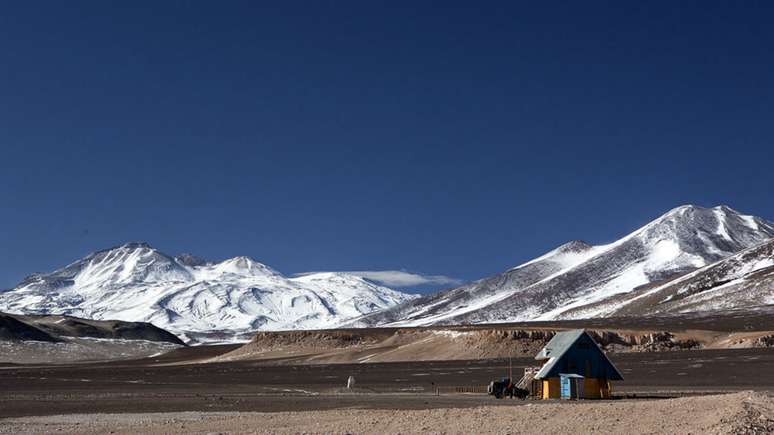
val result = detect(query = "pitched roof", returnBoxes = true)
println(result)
[535,329,585,361]
[534,329,623,380]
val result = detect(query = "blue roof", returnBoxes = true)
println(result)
[535,330,623,381]
[535,329,585,360]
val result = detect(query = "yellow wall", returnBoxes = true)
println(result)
[541,378,561,399]
[540,378,613,399]
[583,378,612,399]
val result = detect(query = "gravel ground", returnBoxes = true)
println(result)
[0,338,181,364]
[2,392,772,434]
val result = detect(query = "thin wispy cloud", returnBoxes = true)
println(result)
[298,270,462,288]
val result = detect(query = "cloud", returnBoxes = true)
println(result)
[338,270,462,287]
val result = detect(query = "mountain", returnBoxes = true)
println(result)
[0,311,185,364]
[0,243,416,342]
[0,313,59,342]
[0,312,184,344]
[605,237,774,316]
[350,205,774,327]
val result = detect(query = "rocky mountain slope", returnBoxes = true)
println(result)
[350,205,774,327]
[0,312,184,344]
[214,306,774,365]
[0,314,59,342]
[0,243,416,342]
[0,312,185,364]
[605,237,774,316]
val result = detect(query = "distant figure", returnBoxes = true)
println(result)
[347,375,356,389]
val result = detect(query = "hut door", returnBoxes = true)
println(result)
[585,360,591,377]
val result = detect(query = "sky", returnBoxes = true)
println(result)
[1,1,774,292]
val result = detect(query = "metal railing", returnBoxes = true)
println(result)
[516,366,541,389]
[434,385,489,395]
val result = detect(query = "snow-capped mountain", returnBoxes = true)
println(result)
[605,237,774,316]
[350,205,774,327]
[0,243,416,342]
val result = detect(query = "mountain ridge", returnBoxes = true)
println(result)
[0,243,417,343]
[2,204,772,341]
[348,204,774,327]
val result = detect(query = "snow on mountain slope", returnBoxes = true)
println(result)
[0,243,416,343]
[349,205,774,327]
[603,238,774,316]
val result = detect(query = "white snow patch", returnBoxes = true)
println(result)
[714,209,734,242]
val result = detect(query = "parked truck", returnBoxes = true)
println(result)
[487,377,529,399]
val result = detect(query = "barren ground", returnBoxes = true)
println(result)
[4,313,774,434]
[210,310,774,365]
[2,392,773,434]
[2,348,774,419]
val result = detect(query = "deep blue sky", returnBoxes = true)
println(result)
[2,1,774,292]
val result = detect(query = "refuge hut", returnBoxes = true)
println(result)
[532,329,623,399]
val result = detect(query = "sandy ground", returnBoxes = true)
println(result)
[2,392,772,434]
[4,349,774,419]
[0,338,182,364]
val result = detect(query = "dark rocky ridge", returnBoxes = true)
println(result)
[0,312,185,345]
[0,314,60,342]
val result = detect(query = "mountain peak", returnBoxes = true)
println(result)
[227,255,256,262]
[554,240,593,254]
[175,253,209,267]
[222,256,263,268]
[662,204,711,217]
[629,204,774,259]
[713,204,743,215]
[662,204,744,219]
[208,256,282,278]
[118,241,153,250]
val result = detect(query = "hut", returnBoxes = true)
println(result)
[532,329,623,399]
